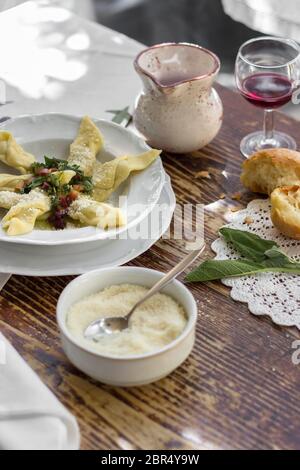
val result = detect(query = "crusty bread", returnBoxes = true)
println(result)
[271,185,300,239]
[241,149,300,195]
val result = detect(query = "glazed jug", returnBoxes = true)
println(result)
[134,43,223,154]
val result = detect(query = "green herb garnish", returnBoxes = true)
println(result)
[22,176,45,193]
[186,228,300,283]
[22,156,93,196]
[21,156,93,230]
[31,157,80,173]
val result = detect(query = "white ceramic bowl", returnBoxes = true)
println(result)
[57,267,198,386]
[0,114,165,246]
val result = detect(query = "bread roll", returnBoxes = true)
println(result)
[271,185,300,239]
[241,149,300,195]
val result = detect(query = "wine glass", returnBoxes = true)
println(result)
[235,36,300,158]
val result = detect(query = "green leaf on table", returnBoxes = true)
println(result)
[263,247,297,269]
[186,228,300,283]
[186,257,300,283]
[219,227,278,262]
[186,259,265,282]
[106,106,132,127]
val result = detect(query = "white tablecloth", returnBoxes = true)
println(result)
[0,1,143,120]
[222,0,300,41]
[0,0,95,20]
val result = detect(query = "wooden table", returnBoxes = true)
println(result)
[1,84,300,450]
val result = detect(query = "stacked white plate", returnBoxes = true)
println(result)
[0,114,175,276]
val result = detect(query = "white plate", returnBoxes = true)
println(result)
[0,113,165,246]
[0,177,175,276]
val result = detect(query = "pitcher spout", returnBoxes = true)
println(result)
[134,42,220,93]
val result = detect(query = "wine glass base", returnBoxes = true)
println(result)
[240,131,297,158]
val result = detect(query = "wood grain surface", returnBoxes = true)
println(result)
[1,84,300,450]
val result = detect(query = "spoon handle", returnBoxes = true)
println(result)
[127,242,206,320]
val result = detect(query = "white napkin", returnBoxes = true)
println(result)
[0,274,11,291]
[0,333,80,450]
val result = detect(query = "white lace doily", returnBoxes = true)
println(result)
[212,199,300,329]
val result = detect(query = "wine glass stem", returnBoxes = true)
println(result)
[263,109,274,142]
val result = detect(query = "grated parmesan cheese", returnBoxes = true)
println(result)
[67,284,187,357]
[12,189,50,206]
[68,145,95,176]
[0,191,23,209]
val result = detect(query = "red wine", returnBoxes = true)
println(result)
[241,73,293,109]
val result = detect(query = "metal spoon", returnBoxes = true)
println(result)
[84,242,205,341]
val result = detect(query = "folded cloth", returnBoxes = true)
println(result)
[0,274,10,291]
[222,0,300,41]
[0,333,80,450]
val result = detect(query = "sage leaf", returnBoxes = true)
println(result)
[186,228,300,283]
[185,259,265,282]
[186,258,300,283]
[264,246,291,262]
[219,227,278,262]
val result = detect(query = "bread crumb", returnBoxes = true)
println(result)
[232,192,242,201]
[231,207,240,212]
[244,216,254,225]
[196,171,211,179]
[219,193,226,199]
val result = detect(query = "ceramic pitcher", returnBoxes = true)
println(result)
[134,43,223,154]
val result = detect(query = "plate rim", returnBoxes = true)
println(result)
[0,113,165,246]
